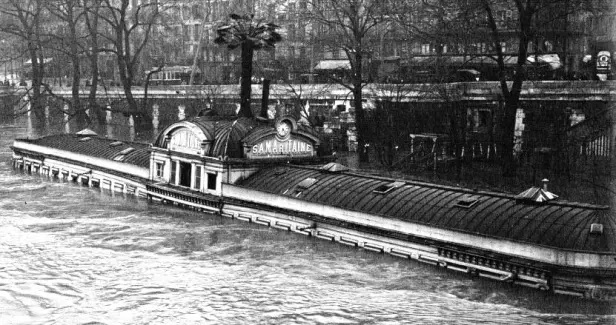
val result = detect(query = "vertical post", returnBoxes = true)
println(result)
[178,105,186,120]
[63,104,70,134]
[610,105,616,171]
[260,79,271,119]
[152,104,160,132]
[106,106,112,123]
[106,107,113,139]
[190,163,195,189]
[45,105,50,127]
[129,115,135,141]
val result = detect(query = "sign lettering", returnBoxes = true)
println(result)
[169,129,201,153]
[249,138,314,158]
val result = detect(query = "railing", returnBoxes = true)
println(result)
[146,182,222,210]
[565,112,613,168]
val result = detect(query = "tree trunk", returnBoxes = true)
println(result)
[260,78,271,119]
[29,47,45,130]
[353,51,368,162]
[86,3,103,124]
[69,20,88,129]
[238,41,254,118]
[484,1,534,177]
[116,29,152,130]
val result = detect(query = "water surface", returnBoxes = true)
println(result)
[1,119,615,324]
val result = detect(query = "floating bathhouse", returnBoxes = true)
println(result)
[11,115,616,300]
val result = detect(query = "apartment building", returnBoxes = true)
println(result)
[154,0,612,84]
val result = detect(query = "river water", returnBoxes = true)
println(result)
[1,118,616,325]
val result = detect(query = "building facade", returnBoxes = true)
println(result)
[152,0,615,84]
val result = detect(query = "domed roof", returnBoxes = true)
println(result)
[153,116,258,158]
[154,116,321,159]
[210,117,257,158]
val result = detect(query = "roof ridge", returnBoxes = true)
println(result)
[286,164,609,210]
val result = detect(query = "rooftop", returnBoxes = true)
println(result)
[17,134,151,168]
[237,165,615,253]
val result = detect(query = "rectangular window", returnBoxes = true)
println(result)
[194,166,202,190]
[193,24,200,42]
[421,44,430,54]
[207,172,217,190]
[170,161,177,184]
[156,162,164,178]
[183,24,189,42]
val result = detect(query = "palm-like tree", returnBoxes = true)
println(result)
[215,14,282,118]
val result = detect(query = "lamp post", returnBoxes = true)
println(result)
[1,39,6,82]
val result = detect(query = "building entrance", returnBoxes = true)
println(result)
[179,161,192,187]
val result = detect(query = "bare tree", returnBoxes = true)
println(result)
[44,0,91,127]
[82,0,104,123]
[97,0,164,129]
[304,0,389,162]
[478,0,602,176]
[0,0,48,127]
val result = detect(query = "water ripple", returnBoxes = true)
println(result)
[1,123,615,324]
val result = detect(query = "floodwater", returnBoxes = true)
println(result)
[1,118,616,325]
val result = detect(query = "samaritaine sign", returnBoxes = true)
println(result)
[245,118,316,159]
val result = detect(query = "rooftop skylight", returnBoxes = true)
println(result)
[373,181,405,194]
[454,195,480,208]
[297,177,318,189]
[119,147,135,155]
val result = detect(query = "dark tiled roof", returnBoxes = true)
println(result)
[237,165,615,253]
[210,117,257,158]
[19,134,150,168]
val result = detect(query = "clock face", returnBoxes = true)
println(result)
[276,120,291,139]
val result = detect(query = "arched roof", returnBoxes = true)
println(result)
[210,117,258,158]
[20,134,150,168]
[237,165,615,253]
[153,116,321,159]
[153,116,260,158]
[153,118,215,148]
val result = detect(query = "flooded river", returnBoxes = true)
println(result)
[1,119,615,324]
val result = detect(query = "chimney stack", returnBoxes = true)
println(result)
[542,178,549,191]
